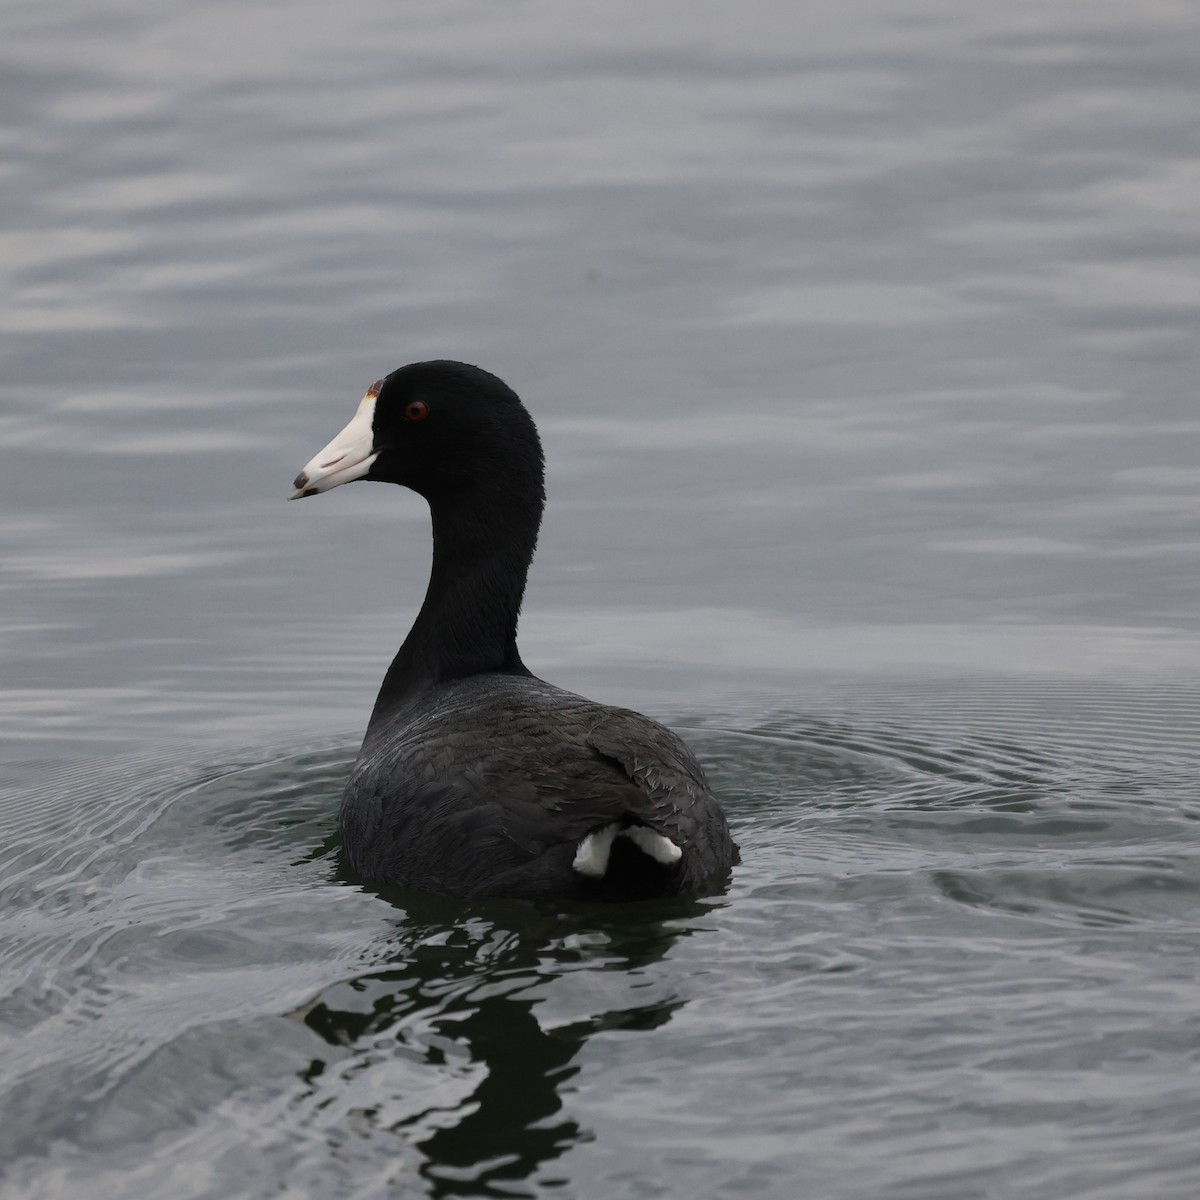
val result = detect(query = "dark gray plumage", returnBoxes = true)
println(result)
[291,361,737,901]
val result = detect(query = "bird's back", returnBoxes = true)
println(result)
[338,674,736,899]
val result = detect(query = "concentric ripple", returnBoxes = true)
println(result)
[3,678,1199,1198]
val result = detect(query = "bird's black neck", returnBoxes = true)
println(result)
[368,484,542,726]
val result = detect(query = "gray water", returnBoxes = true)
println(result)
[3,1,1200,1196]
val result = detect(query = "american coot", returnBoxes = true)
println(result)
[291,361,737,901]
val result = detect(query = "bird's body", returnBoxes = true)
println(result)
[342,674,732,900]
[291,360,736,901]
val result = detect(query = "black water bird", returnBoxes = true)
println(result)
[291,361,736,901]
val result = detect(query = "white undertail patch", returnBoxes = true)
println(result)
[626,825,683,865]
[572,824,619,877]
[572,823,682,877]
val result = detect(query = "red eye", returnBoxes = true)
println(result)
[404,400,429,422]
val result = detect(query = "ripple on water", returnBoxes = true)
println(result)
[0,742,380,1159]
[702,678,1200,955]
[2,678,1200,1197]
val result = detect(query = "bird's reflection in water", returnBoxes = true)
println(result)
[296,887,708,1195]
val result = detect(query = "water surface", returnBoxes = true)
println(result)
[3,0,1199,1195]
